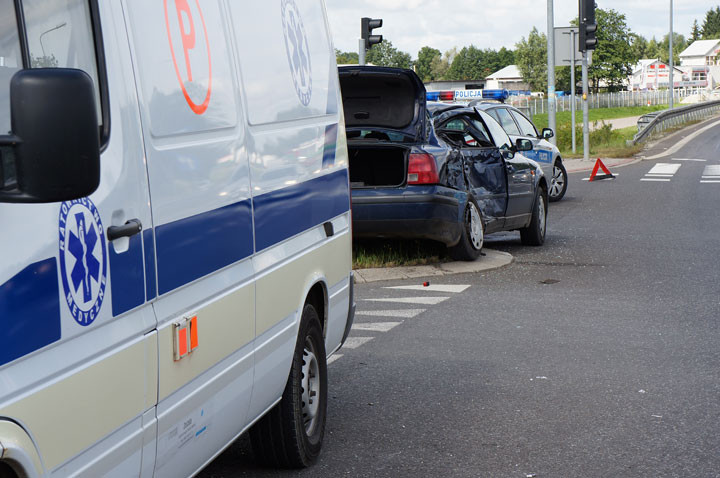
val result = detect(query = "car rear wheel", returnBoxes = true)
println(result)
[548,161,567,202]
[448,198,484,261]
[250,304,327,468]
[520,188,547,246]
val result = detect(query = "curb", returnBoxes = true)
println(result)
[353,248,514,284]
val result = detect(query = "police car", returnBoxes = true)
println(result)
[0,1,352,476]
[471,101,568,202]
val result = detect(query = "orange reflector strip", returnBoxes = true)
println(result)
[178,326,188,357]
[189,316,198,351]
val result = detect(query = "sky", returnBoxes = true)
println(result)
[324,0,712,58]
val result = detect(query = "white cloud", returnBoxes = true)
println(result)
[324,0,709,58]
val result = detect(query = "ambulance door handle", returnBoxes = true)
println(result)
[107,219,142,241]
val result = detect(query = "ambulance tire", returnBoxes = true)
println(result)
[0,462,17,478]
[250,304,327,468]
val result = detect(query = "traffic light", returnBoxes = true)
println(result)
[579,0,597,51]
[361,17,383,50]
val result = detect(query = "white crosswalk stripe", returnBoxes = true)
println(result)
[352,322,402,332]
[342,337,373,349]
[385,284,471,293]
[355,309,426,318]
[642,163,680,182]
[364,296,449,305]
[672,158,706,162]
[329,283,473,365]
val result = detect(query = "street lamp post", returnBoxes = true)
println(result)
[669,0,674,109]
[547,0,556,145]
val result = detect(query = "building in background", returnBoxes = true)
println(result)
[484,65,530,91]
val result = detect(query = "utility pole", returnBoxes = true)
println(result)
[547,0,557,145]
[669,0,674,109]
[570,29,577,153]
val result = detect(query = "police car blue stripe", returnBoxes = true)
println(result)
[253,168,350,252]
[0,258,62,367]
[155,200,254,295]
[109,235,145,316]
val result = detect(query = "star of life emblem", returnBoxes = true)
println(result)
[281,0,312,106]
[58,198,108,326]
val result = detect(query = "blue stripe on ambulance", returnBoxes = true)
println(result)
[0,258,62,367]
[143,229,156,301]
[109,234,145,316]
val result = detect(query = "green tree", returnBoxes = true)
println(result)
[629,33,649,62]
[416,46,441,82]
[658,33,687,64]
[335,49,358,65]
[701,6,720,39]
[429,47,456,80]
[366,40,413,69]
[515,27,547,91]
[690,20,701,42]
[587,8,635,92]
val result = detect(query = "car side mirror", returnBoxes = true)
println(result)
[0,68,100,203]
[515,138,533,152]
[541,127,554,140]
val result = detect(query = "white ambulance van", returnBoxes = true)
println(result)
[0,0,354,476]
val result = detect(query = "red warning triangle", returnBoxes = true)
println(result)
[588,158,615,181]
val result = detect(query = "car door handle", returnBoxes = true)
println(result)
[107,219,142,241]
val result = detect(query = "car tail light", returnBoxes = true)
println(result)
[407,153,439,185]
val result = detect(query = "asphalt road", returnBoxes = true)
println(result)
[199,121,720,477]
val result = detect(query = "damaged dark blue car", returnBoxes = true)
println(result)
[339,66,549,260]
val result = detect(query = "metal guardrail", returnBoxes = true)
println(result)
[632,100,720,144]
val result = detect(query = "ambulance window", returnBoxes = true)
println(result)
[0,0,22,135]
[22,0,102,126]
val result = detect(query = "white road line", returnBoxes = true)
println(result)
[352,321,402,332]
[648,163,681,175]
[672,158,706,161]
[700,180,720,183]
[641,178,671,182]
[385,284,471,293]
[327,354,343,365]
[702,176,720,179]
[356,309,426,318]
[703,165,720,176]
[364,296,449,305]
[342,337,373,349]
[645,174,674,177]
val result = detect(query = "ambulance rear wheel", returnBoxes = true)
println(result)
[250,304,327,468]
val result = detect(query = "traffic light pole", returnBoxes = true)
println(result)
[581,51,590,162]
[546,0,557,146]
[359,38,366,66]
[570,29,577,154]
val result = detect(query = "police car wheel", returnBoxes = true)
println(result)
[520,187,547,246]
[250,303,327,468]
[448,198,484,261]
[548,161,567,202]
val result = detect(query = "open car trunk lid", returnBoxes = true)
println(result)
[338,66,427,142]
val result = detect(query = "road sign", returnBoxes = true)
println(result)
[554,27,592,66]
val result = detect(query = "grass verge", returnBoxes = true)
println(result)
[353,239,448,269]
[532,104,669,130]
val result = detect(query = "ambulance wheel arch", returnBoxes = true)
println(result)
[0,420,44,478]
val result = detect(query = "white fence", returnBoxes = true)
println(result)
[510,88,707,117]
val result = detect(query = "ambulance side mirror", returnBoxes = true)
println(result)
[0,68,100,203]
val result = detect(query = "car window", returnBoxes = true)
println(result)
[510,110,538,137]
[0,0,22,135]
[441,116,493,148]
[477,110,512,150]
[493,108,522,136]
[22,0,102,125]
